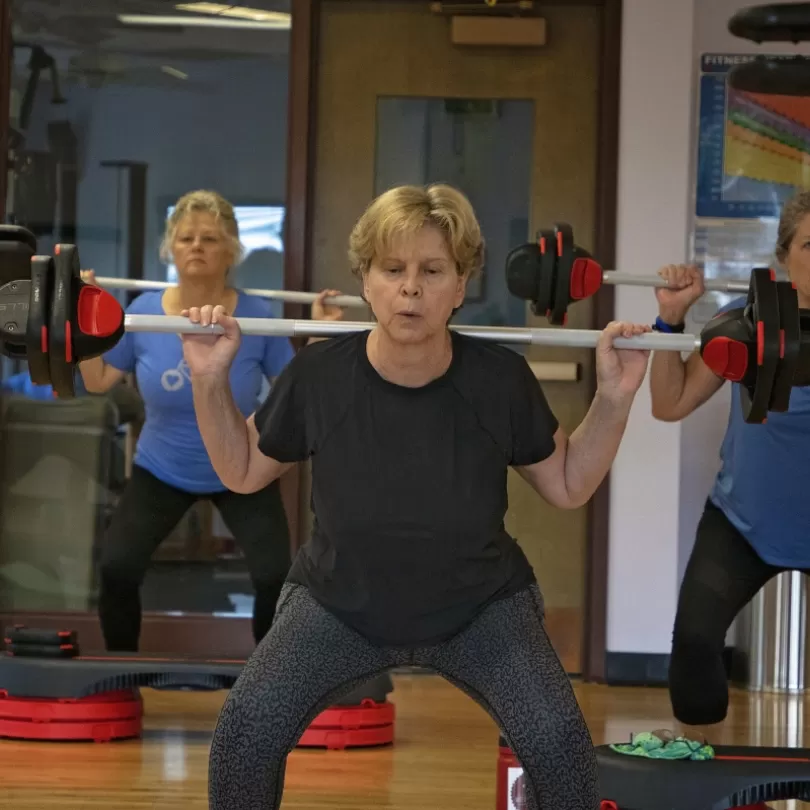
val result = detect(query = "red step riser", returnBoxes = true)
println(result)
[0,695,142,723]
[309,701,395,730]
[297,723,395,750]
[0,695,395,749]
[0,716,142,743]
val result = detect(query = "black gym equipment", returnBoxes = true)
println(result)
[3,626,80,659]
[728,3,810,43]
[726,4,810,95]
[0,224,125,396]
[727,54,810,95]
[596,743,810,809]
[0,647,392,703]
[496,738,810,810]
[7,44,76,241]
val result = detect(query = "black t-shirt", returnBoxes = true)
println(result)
[253,330,559,647]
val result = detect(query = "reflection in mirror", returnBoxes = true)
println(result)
[0,0,292,650]
[375,97,534,329]
[165,201,287,317]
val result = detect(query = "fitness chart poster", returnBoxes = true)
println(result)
[690,53,810,323]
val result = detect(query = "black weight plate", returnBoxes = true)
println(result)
[740,268,781,424]
[25,256,52,385]
[549,223,575,325]
[769,280,801,412]
[534,229,557,318]
[3,642,79,659]
[729,56,810,96]
[505,242,541,303]
[48,244,81,398]
[4,627,78,647]
[728,3,810,43]
[0,278,31,350]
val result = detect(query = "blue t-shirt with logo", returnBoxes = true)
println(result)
[708,296,810,567]
[103,290,294,493]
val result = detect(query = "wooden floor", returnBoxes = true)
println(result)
[2,674,809,808]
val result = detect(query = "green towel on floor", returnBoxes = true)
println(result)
[609,730,715,760]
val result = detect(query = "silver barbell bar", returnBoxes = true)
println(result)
[95,276,367,309]
[604,271,750,294]
[123,314,701,352]
[97,272,747,306]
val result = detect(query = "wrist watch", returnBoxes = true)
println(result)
[653,315,685,334]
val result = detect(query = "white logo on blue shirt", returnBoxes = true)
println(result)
[161,359,191,392]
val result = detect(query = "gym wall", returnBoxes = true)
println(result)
[606,0,810,682]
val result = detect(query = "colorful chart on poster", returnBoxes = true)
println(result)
[696,53,810,219]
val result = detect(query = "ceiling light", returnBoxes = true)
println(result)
[174,3,290,23]
[117,14,290,29]
[161,66,189,79]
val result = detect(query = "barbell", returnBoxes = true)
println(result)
[95,276,366,309]
[1,225,809,426]
[506,223,750,325]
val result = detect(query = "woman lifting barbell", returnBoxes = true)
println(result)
[650,189,810,735]
[181,182,654,810]
[78,189,345,652]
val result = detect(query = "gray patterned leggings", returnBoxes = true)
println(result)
[208,582,599,809]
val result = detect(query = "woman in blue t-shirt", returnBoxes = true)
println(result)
[649,189,810,737]
[79,189,344,651]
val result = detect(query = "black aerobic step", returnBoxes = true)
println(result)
[596,742,810,808]
[0,653,393,705]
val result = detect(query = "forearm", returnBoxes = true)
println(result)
[563,393,633,505]
[78,356,120,393]
[191,374,253,491]
[649,349,688,414]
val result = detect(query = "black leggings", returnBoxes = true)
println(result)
[669,498,810,725]
[208,582,599,810]
[98,465,291,651]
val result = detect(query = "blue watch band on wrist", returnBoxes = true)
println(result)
[654,316,686,334]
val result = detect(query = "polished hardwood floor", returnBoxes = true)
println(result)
[1,673,808,808]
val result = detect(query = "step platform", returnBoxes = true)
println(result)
[496,738,810,810]
[596,742,810,809]
[0,689,143,742]
[0,651,392,703]
[298,700,396,750]
[0,650,394,747]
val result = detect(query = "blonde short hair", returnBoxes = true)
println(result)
[776,189,810,263]
[160,189,244,268]
[348,184,485,281]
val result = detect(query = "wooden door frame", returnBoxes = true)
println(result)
[290,0,622,682]
[0,0,620,676]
